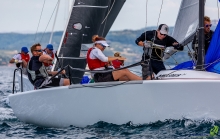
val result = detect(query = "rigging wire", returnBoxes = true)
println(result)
[100,0,115,36]
[153,0,164,45]
[144,0,149,62]
[34,0,46,42]
[39,0,59,43]
[101,0,115,25]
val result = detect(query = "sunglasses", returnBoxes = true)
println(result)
[160,32,167,36]
[34,49,42,52]
[205,24,212,28]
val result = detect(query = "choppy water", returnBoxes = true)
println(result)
[1,66,220,139]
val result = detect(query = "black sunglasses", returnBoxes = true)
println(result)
[160,32,167,36]
[205,24,212,28]
[34,49,42,52]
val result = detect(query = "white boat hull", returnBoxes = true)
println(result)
[8,70,220,127]
[16,73,34,92]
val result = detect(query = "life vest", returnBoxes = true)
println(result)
[43,49,55,67]
[27,57,49,88]
[86,47,107,70]
[16,53,30,68]
[112,60,123,69]
[20,53,30,63]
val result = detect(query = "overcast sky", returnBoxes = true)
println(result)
[0,0,219,33]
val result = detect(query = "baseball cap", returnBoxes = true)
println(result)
[95,40,110,47]
[21,47,29,53]
[46,44,54,50]
[158,24,169,35]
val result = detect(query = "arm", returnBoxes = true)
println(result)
[135,31,152,47]
[9,58,16,63]
[39,54,53,64]
[21,60,28,68]
[10,54,20,63]
[92,49,126,62]
[108,57,126,62]
[167,36,183,50]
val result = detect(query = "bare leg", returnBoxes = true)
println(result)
[63,79,70,86]
[112,69,142,81]
[118,75,129,81]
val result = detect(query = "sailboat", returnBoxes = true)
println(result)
[8,0,220,128]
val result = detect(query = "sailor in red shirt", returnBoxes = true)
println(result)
[43,44,56,70]
[87,35,142,82]
[9,46,30,74]
[111,52,124,69]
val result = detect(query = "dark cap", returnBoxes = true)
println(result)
[46,44,53,50]
[21,47,29,53]
[158,24,169,35]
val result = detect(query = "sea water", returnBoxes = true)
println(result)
[0,66,220,139]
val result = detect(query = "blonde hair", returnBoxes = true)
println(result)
[204,16,211,22]
[92,35,106,42]
[114,52,121,57]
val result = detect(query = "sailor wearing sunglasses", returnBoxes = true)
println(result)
[192,16,214,59]
[27,43,70,89]
[135,24,182,80]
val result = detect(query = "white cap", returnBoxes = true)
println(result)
[158,24,169,35]
[95,40,110,47]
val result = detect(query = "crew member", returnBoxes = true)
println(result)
[135,24,182,79]
[27,43,70,89]
[87,35,142,82]
[43,44,56,70]
[9,46,30,74]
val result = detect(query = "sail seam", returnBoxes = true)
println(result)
[73,5,108,8]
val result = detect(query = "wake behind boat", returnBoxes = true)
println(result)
[8,0,220,128]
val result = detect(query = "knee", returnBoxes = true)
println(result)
[63,79,70,86]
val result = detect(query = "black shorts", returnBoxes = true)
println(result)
[94,72,115,82]
[41,78,63,89]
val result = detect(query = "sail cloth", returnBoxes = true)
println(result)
[205,19,220,73]
[56,0,126,84]
[172,0,199,46]
[172,20,220,73]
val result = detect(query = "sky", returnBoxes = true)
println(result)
[0,0,219,33]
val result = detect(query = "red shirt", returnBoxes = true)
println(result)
[112,60,123,69]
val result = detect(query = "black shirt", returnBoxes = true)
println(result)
[135,30,178,60]
[192,30,214,54]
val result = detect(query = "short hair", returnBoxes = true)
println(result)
[30,43,41,53]
[204,16,211,22]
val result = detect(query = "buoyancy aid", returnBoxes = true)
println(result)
[43,49,54,67]
[86,47,107,70]
[20,53,30,63]
[112,60,123,69]
[27,57,49,88]
[16,53,30,68]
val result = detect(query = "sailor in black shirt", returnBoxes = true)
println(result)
[192,16,214,59]
[135,24,182,79]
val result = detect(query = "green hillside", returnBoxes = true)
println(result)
[0,26,193,66]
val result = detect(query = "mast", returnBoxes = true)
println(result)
[196,0,205,70]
